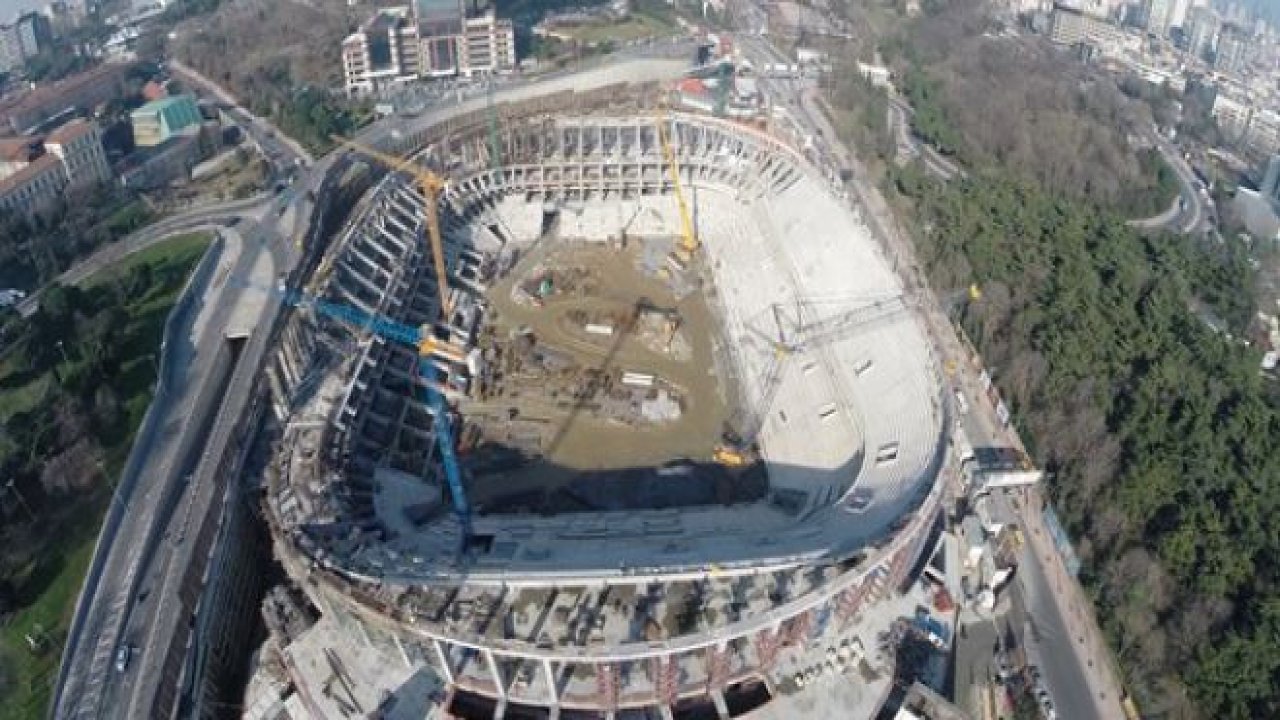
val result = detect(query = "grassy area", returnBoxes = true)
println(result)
[558,7,677,45]
[0,232,211,720]
[86,232,212,289]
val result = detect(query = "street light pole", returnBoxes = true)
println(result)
[5,478,36,523]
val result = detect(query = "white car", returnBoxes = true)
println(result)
[114,643,132,673]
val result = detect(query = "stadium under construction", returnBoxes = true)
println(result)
[244,72,957,720]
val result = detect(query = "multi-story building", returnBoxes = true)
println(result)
[0,63,130,135]
[460,9,515,78]
[1049,4,1130,53]
[1185,6,1220,61]
[1212,92,1252,140]
[1214,22,1250,75]
[341,7,422,96]
[342,2,517,95]
[1245,110,1280,156]
[0,118,109,217]
[130,95,203,147]
[44,118,111,189]
[416,0,465,76]
[0,12,53,74]
[1145,0,1172,36]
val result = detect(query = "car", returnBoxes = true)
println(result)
[953,388,969,414]
[114,643,132,673]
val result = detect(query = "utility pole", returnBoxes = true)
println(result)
[5,478,36,523]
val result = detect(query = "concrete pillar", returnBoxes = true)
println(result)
[432,639,455,684]
[485,649,507,700]
[543,658,559,706]
[713,689,730,719]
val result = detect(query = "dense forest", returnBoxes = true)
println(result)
[0,192,151,291]
[890,161,1277,717]
[880,1,1178,218]
[164,0,361,152]
[819,1,1279,716]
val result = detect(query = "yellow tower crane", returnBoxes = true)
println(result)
[655,113,699,263]
[330,135,453,320]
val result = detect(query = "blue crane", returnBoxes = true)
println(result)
[267,283,474,545]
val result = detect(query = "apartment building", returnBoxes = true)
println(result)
[460,10,515,78]
[0,118,109,217]
[0,12,53,74]
[1214,22,1251,75]
[1049,4,1129,53]
[341,7,422,96]
[0,63,130,135]
[342,2,516,96]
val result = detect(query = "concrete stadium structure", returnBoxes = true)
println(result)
[258,78,952,719]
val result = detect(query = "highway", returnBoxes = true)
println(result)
[51,70,311,719]
[52,53,695,720]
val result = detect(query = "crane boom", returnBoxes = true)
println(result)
[331,136,454,318]
[655,115,698,257]
[259,280,475,543]
[715,296,915,466]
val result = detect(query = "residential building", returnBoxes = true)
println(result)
[0,12,53,74]
[1211,92,1252,141]
[341,2,517,95]
[1214,22,1250,75]
[341,7,421,96]
[416,0,465,77]
[1185,6,1220,60]
[459,9,515,78]
[0,63,130,135]
[1245,110,1280,156]
[44,118,111,188]
[1049,4,1129,52]
[0,118,109,217]
[131,94,202,147]
[1145,0,1172,36]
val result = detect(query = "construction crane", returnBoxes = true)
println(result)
[655,113,699,263]
[330,135,454,318]
[253,281,475,545]
[714,296,913,466]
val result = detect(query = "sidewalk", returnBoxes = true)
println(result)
[805,84,1127,719]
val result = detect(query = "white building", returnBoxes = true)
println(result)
[342,7,422,97]
[342,3,516,95]
[0,118,110,217]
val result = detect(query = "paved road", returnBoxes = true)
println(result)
[734,14,1125,720]
[53,52,692,719]
[886,96,963,181]
[15,196,275,316]
[51,74,309,719]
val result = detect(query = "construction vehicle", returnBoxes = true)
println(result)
[714,296,913,466]
[655,113,699,263]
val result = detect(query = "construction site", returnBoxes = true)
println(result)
[243,63,955,720]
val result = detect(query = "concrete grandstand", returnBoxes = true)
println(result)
[251,78,952,719]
